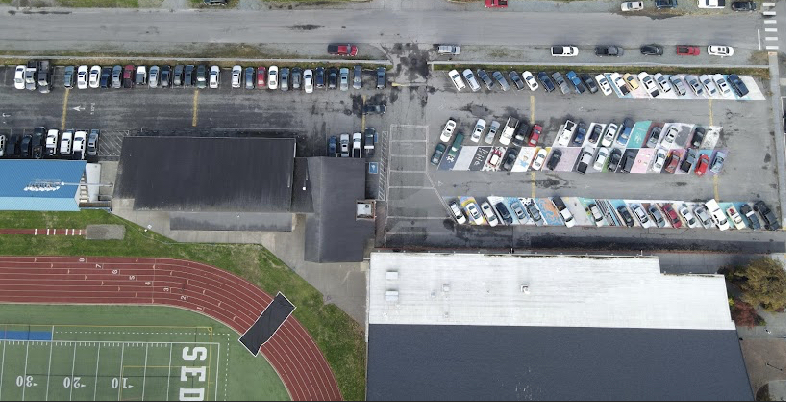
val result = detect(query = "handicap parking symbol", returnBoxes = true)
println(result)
[369,162,379,174]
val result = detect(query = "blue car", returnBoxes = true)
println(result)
[572,121,587,146]
[565,71,586,94]
[616,118,634,146]
[328,136,337,156]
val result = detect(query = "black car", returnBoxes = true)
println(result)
[732,1,756,11]
[173,65,185,87]
[196,65,208,89]
[494,202,513,225]
[280,67,290,91]
[31,127,44,159]
[160,65,171,88]
[6,135,20,157]
[537,72,555,93]
[680,149,698,173]
[502,147,519,171]
[364,128,376,158]
[754,201,781,231]
[431,143,446,165]
[546,149,561,171]
[315,67,326,89]
[620,150,636,173]
[63,66,75,89]
[244,67,255,90]
[573,122,587,146]
[741,204,761,230]
[728,74,749,97]
[20,134,32,158]
[691,127,706,148]
[509,71,525,90]
[184,65,195,87]
[477,69,493,90]
[588,124,602,144]
[646,127,661,148]
[100,67,112,88]
[640,44,663,56]
[327,68,337,89]
[363,104,386,115]
[511,123,530,147]
[376,67,386,89]
[608,148,622,172]
[581,74,598,94]
[595,46,624,57]
[291,67,302,90]
[655,0,678,8]
[617,206,635,227]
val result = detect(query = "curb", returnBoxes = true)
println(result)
[0,54,393,66]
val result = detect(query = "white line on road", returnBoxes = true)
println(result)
[388,170,426,174]
[766,27,779,32]
[767,36,779,41]
[767,45,780,50]
[389,139,427,143]
[388,186,434,189]
[759,28,763,50]
[764,2,776,6]
[765,19,778,24]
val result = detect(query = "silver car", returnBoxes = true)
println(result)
[339,67,349,91]
[148,65,160,88]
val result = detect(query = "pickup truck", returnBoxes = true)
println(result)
[328,44,358,56]
[498,117,519,146]
[698,0,725,8]
[36,60,52,93]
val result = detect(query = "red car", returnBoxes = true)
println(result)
[661,204,683,228]
[327,44,358,56]
[528,125,542,147]
[676,46,700,56]
[664,152,680,174]
[485,0,508,7]
[257,67,266,88]
[695,154,710,176]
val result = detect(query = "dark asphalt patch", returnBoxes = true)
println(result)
[530,234,784,254]
[288,25,322,30]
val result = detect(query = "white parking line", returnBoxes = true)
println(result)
[767,45,780,50]
[389,139,427,143]
[764,10,777,16]
[388,216,447,220]
[388,185,434,189]
[388,170,426,174]
[764,2,776,7]
[765,19,778,24]
[767,37,779,41]
[766,27,779,32]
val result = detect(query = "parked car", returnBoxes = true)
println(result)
[525,200,543,225]
[661,126,679,146]
[352,132,362,158]
[632,205,653,228]
[481,202,500,227]
[676,46,701,56]
[60,130,73,155]
[727,74,749,97]
[595,74,613,96]
[281,67,290,91]
[195,65,208,89]
[581,74,599,94]
[587,204,605,226]
[664,151,680,174]
[148,65,160,88]
[669,76,687,96]
[610,73,629,95]
[431,143,446,165]
[339,67,350,91]
[708,45,734,57]
[173,65,185,87]
[616,118,634,146]
[364,128,376,158]
[646,127,662,148]
[512,122,530,147]
[436,44,461,55]
[529,125,542,147]
[45,129,59,156]
[72,130,87,160]
[492,71,510,91]
[447,133,465,160]
[484,121,500,144]
[353,65,362,90]
[244,66,255,89]
[565,71,586,94]
[159,65,172,88]
[537,72,555,93]
[732,1,756,10]
[640,44,663,55]
[363,104,386,115]
[522,71,539,91]
[552,72,570,95]
[462,69,481,92]
[30,128,44,159]
[256,67,267,88]
[531,149,548,171]
[691,127,706,148]
[655,0,677,8]
[577,147,594,174]
[623,73,639,90]
[87,129,100,157]
[726,206,746,230]
[449,201,467,224]
[502,147,519,172]
[440,119,458,143]
[680,149,698,173]
[617,206,635,227]
[713,74,733,98]
[694,206,713,229]
[231,65,242,88]
[315,67,325,89]
[706,199,730,231]
[595,45,624,57]
[608,148,623,172]
[754,201,781,231]
[209,66,220,89]
[509,200,527,221]
[448,69,466,91]
[304,69,313,93]
[621,1,643,11]
[20,134,32,158]
[593,147,610,171]
[376,67,386,89]
[339,133,350,157]
[686,75,704,96]
[77,65,89,89]
[600,123,618,148]
[184,65,195,87]
[135,66,147,86]
[268,66,279,90]
[699,75,718,97]
[638,73,660,98]
[471,119,487,143]
[557,120,577,147]
[63,66,75,89]
[546,149,562,171]
[710,152,726,174]
[13,65,25,90]
[291,67,302,90]
[509,71,525,90]
[661,204,683,228]
[741,204,761,230]
[651,149,668,172]
[495,202,513,225]
[572,122,586,146]
[477,69,494,90]
[551,46,579,56]
[586,124,600,145]
[100,66,111,88]
[486,148,504,170]
[648,205,666,228]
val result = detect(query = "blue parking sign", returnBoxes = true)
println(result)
[369,162,379,174]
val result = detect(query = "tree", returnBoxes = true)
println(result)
[733,257,786,311]
[730,299,764,328]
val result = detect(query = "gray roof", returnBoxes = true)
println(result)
[304,157,374,263]
[114,136,295,212]
[367,324,753,401]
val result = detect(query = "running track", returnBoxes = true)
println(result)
[0,256,342,401]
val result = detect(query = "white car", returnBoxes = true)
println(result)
[595,74,613,96]
[209,66,220,89]
[705,199,730,231]
[632,205,654,228]
[304,69,313,93]
[553,198,576,228]
[461,69,481,92]
[593,147,610,171]
[88,65,101,88]
[713,74,733,98]
[621,1,644,11]
[484,121,500,144]
[708,45,734,57]
[551,46,579,57]
[60,130,73,155]
[661,126,679,146]
[13,65,25,90]
[531,149,548,171]
[600,123,618,147]
[72,130,87,159]
[231,65,242,88]
[638,72,660,98]
[440,119,457,143]
[339,133,350,157]
[698,0,726,8]
[481,202,499,227]
[609,73,628,95]
[522,71,539,91]
[268,66,279,90]
[587,204,606,227]
[653,74,672,94]
[726,206,747,230]
[77,65,88,89]
[448,69,466,91]
[699,75,718,97]
[694,206,713,229]
[465,202,486,225]
[136,66,147,85]
[557,120,577,147]
[471,119,486,143]
[652,149,668,172]
[149,65,159,88]
[449,202,467,224]
[679,205,701,229]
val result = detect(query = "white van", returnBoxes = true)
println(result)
[45,129,59,156]
[448,69,466,91]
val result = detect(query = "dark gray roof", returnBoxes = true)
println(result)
[367,324,753,401]
[169,212,293,232]
[114,136,295,212]
[304,157,374,263]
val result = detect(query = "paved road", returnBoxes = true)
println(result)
[0,9,762,54]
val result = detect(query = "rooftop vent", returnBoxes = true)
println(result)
[521,284,530,294]
[442,284,451,292]
[386,270,399,280]
[385,290,399,302]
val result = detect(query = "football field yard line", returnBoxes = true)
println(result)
[93,344,101,401]
[22,341,30,400]
[117,343,125,401]
[69,342,77,401]
[0,340,6,400]
[142,343,149,401]
[215,343,221,401]
[46,329,54,401]
[166,343,173,400]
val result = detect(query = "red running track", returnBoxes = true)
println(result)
[0,256,342,401]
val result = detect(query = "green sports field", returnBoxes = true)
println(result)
[0,304,290,401]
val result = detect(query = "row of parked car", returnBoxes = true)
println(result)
[448,68,750,98]
[449,197,780,232]
[327,129,376,158]
[0,128,100,160]
[549,44,735,58]
[13,62,388,92]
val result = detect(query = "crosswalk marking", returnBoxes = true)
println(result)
[766,37,779,41]
[764,10,777,16]
[765,19,778,24]
[766,27,779,32]
[766,45,780,50]
[764,2,776,7]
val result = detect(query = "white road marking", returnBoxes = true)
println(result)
[764,2,776,7]
[117,344,124,400]
[22,342,30,400]
[765,19,777,24]
[766,27,779,32]
[0,340,6,400]
[767,37,779,41]
[141,344,148,400]
[764,10,777,15]
[767,45,780,50]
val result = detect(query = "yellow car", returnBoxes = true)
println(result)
[623,73,639,90]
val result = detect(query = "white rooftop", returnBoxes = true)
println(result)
[368,253,735,331]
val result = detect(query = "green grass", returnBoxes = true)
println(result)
[433,63,771,79]
[0,304,289,401]
[57,0,141,7]
[0,210,366,401]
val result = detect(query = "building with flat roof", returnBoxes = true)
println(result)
[0,160,86,211]
[367,253,753,401]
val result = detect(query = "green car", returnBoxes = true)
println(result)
[431,143,446,165]
[446,133,464,160]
